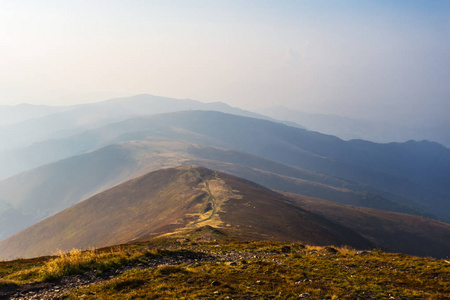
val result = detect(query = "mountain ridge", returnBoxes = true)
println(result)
[0,94,301,157]
[257,105,450,148]
[0,140,428,241]
[0,166,375,259]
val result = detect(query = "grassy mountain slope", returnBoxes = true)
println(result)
[0,166,373,259]
[286,192,450,258]
[1,241,448,299]
[0,140,422,241]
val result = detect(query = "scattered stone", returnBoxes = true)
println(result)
[299,292,311,298]
[357,250,372,255]
[325,247,339,254]
[281,246,291,253]
[1,246,291,299]
[211,280,221,287]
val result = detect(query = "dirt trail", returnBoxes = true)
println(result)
[190,168,219,226]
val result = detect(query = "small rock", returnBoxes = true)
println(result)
[325,247,339,254]
[211,280,221,287]
[299,292,311,298]
[281,246,291,253]
[227,261,238,266]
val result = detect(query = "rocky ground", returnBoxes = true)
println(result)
[1,247,283,300]
[1,241,447,299]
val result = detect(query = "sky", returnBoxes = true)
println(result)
[1,0,449,125]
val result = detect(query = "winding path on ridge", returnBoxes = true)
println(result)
[190,167,219,226]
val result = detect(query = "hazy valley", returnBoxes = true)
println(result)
[0,95,449,299]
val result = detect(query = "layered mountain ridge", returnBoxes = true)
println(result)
[1,109,448,221]
[0,140,428,241]
[0,166,374,259]
[1,166,448,260]
[0,95,449,261]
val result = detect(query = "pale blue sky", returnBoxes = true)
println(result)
[0,0,449,124]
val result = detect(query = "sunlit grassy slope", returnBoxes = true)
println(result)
[0,166,372,259]
[0,240,449,299]
[0,140,427,241]
[1,166,449,261]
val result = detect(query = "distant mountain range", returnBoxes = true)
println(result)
[0,94,300,155]
[4,109,445,216]
[0,95,448,260]
[0,103,70,127]
[257,106,450,148]
[0,94,300,179]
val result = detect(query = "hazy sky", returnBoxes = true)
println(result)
[1,0,449,124]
